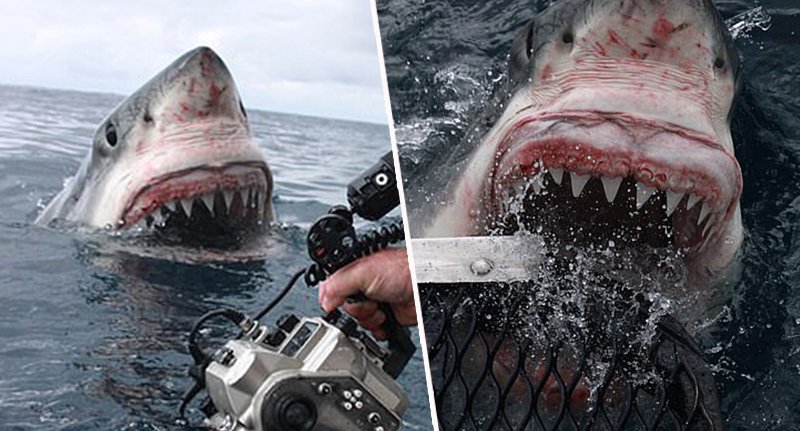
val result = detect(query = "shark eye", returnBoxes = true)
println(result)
[562,32,574,44]
[525,25,534,58]
[105,123,118,147]
[714,57,725,69]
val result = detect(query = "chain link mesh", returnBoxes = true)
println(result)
[421,283,722,431]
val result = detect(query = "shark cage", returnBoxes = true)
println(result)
[412,236,723,431]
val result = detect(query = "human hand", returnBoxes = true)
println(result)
[318,248,416,339]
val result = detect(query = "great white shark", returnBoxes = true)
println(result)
[425,0,743,287]
[36,47,273,252]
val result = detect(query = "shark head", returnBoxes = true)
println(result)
[38,47,273,249]
[427,0,743,285]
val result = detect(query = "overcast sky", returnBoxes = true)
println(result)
[0,1,389,124]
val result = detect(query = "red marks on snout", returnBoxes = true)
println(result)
[210,82,224,106]
[606,29,648,60]
[629,49,648,60]
[652,18,675,38]
[541,64,554,81]
[593,42,607,57]
[608,30,622,46]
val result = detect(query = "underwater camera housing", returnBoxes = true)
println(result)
[203,310,407,431]
[181,151,413,430]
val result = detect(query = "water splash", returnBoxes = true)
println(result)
[726,6,773,40]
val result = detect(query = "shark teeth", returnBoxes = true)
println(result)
[531,181,542,195]
[665,190,684,216]
[601,177,623,203]
[570,173,591,197]
[181,198,194,217]
[686,193,702,210]
[200,193,215,214]
[635,182,657,209]
[151,210,164,226]
[133,185,271,230]
[498,164,725,250]
[549,168,563,185]
[698,202,712,224]
[702,215,716,237]
[223,190,235,209]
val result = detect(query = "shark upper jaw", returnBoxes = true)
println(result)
[485,110,742,257]
[118,161,272,233]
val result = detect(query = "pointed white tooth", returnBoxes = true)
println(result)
[702,215,716,237]
[665,190,684,216]
[223,190,235,209]
[256,193,264,215]
[697,202,712,224]
[570,173,591,197]
[531,180,542,195]
[181,198,193,217]
[513,182,525,197]
[686,194,701,210]
[635,182,657,209]
[700,232,713,251]
[164,201,176,212]
[549,168,564,185]
[601,177,623,203]
[201,193,215,213]
[151,210,164,226]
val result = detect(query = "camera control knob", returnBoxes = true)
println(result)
[278,314,301,333]
[265,330,287,347]
[317,383,332,396]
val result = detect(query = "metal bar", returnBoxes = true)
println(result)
[410,235,544,284]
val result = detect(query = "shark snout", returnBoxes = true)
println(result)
[158,46,246,124]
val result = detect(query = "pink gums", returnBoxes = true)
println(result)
[121,163,269,227]
[484,111,741,230]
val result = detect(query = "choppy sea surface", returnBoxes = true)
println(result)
[0,84,432,430]
[378,0,800,429]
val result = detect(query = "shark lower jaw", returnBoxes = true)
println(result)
[118,161,272,247]
[484,113,741,257]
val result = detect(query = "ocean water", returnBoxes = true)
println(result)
[0,84,432,430]
[377,0,800,429]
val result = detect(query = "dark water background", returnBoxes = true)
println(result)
[377,0,800,429]
[0,85,432,430]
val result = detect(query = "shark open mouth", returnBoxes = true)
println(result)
[487,111,742,255]
[120,161,272,247]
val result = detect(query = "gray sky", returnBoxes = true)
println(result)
[0,1,389,124]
